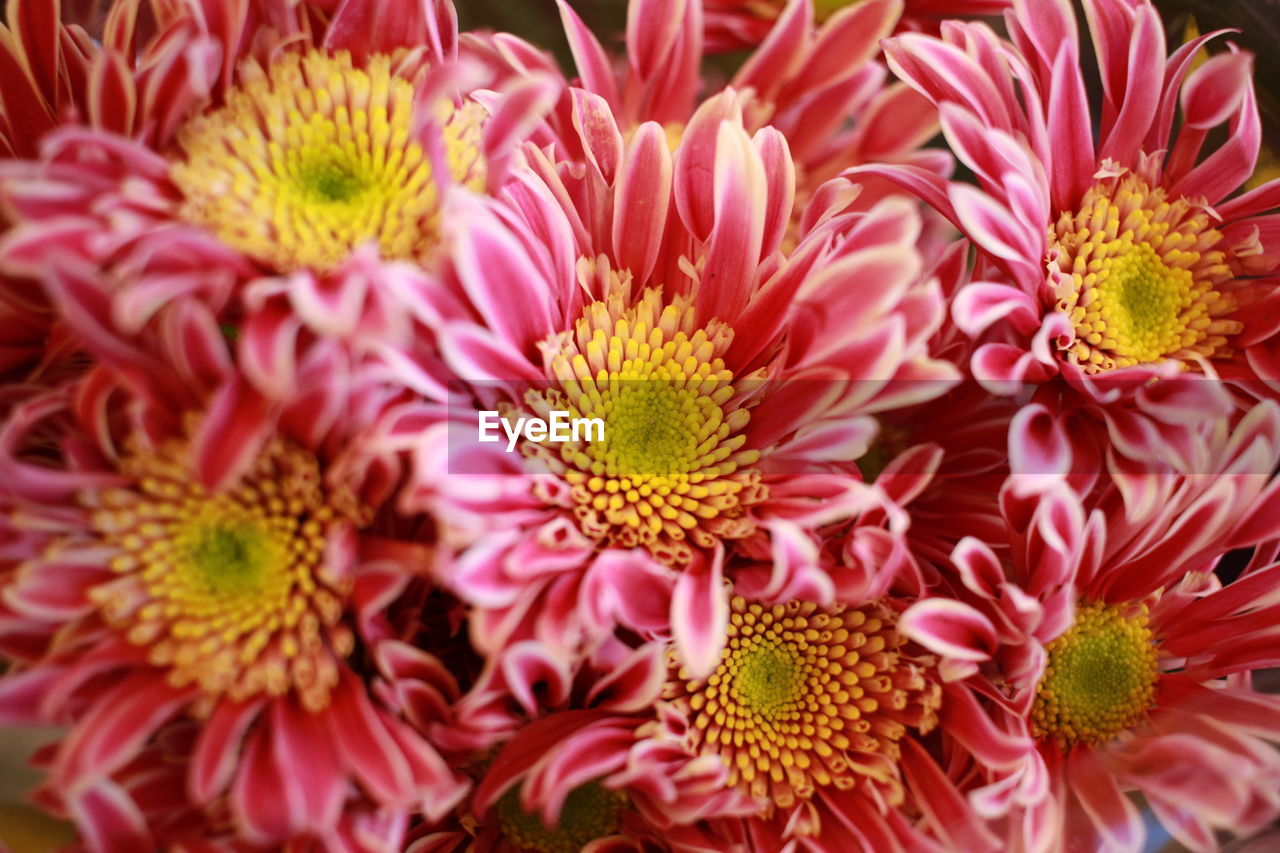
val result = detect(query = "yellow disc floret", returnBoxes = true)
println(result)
[172,50,485,272]
[495,780,626,853]
[1032,601,1161,747]
[666,597,940,811]
[86,431,368,711]
[526,286,766,565]
[812,0,863,20]
[1049,172,1241,372]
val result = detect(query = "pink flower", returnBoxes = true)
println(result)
[395,104,957,673]
[405,635,755,852]
[901,402,1280,851]
[0,359,466,848]
[859,0,1280,402]
[0,0,556,387]
[468,0,948,222]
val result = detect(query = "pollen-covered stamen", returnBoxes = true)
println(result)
[495,780,626,853]
[666,597,941,811]
[1032,601,1160,747]
[525,288,766,566]
[87,434,367,711]
[1049,172,1241,372]
[172,50,485,272]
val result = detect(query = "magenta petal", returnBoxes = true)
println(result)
[501,641,572,715]
[328,674,416,805]
[231,723,293,842]
[194,377,275,492]
[191,698,265,804]
[899,599,997,662]
[612,122,673,286]
[265,699,345,837]
[67,780,153,853]
[674,91,743,242]
[324,0,456,63]
[670,550,729,679]
[445,193,556,354]
[56,675,191,791]
[694,122,767,326]
[1067,746,1143,851]
[1180,51,1253,131]
[556,0,620,108]
[0,666,61,724]
[584,643,666,713]
[1045,46,1094,210]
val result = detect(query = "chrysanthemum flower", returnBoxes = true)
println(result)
[406,636,756,852]
[401,110,956,672]
[659,589,1005,852]
[412,580,1001,853]
[467,0,947,225]
[0,0,556,390]
[0,359,466,847]
[859,0,1280,398]
[901,402,1280,851]
[701,0,1011,52]
[25,718,415,852]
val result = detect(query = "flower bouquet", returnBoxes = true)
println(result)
[0,0,1277,851]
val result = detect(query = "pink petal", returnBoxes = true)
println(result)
[752,127,795,261]
[194,376,275,492]
[952,281,1043,337]
[1067,747,1144,852]
[612,122,672,286]
[1045,46,1094,209]
[501,641,572,716]
[556,0,620,108]
[324,0,456,63]
[67,780,152,853]
[670,550,728,679]
[328,674,416,805]
[445,194,556,355]
[898,599,997,662]
[56,676,191,790]
[191,698,265,803]
[674,91,743,242]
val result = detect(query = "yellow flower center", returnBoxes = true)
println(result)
[495,780,626,853]
[171,49,485,272]
[1049,172,1241,372]
[812,0,862,20]
[1032,601,1160,747]
[667,597,940,810]
[87,433,368,711]
[525,287,766,566]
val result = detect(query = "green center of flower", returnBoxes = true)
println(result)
[669,597,941,809]
[525,286,765,565]
[1032,602,1160,746]
[185,521,276,597]
[171,49,486,273]
[87,435,367,709]
[301,157,368,204]
[734,643,805,719]
[1050,173,1240,372]
[599,375,720,477]
[496,781,625,853]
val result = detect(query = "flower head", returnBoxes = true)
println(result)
[172,50,486,273]
[901,402,1280,851]
[666,596,940,809]
[861,0,1280,398]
